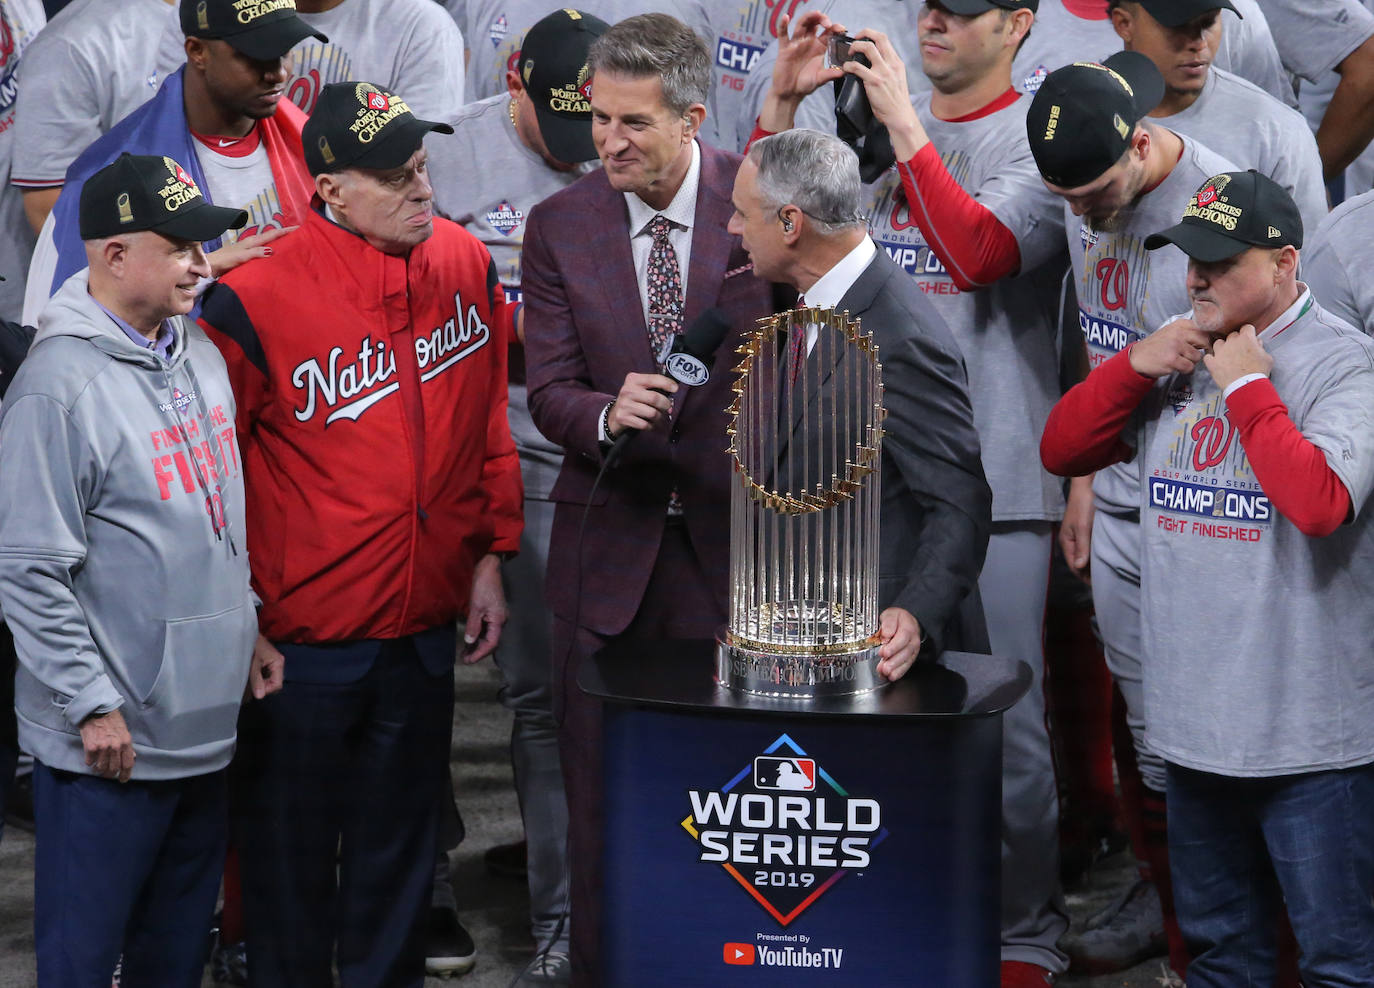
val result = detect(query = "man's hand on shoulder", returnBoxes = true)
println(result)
[462,553,508,664]
[1204,324,1272,392]
[1129,318,1211,379]
[80,709,135,783]
[248,634,285,701]
[876,607,922,681]
[607,372,677,439]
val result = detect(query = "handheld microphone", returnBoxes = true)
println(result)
[605,308,732,467]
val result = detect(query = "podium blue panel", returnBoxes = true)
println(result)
[587,644,1029,988]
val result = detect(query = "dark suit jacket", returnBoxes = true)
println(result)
[522,143,773,636]
[777,250,992,656]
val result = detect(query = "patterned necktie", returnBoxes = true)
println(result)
[790,294,807,385]
[646,215,684,358]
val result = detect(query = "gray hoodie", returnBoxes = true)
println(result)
[0,271,257,780]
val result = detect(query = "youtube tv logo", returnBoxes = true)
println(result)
[723,942,756,965]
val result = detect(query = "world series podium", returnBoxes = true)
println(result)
[582,640,1031,987]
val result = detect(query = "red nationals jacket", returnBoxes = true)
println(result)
[198,205,522,643]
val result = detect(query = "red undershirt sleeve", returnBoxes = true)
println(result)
[1223,377,1351,537]
[895,144,1022,291]
[745,120,774,153]
[1041,346,1157,477]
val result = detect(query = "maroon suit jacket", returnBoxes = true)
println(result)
[523,142,772,637]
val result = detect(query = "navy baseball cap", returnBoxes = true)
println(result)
[935,0,1038,13]
[304,82,454,176]
[1131,0,1238,27]
[1026,51,1165,189]
[80,153,248,242]
[1145,170,1303,262]
[181,0,327,61]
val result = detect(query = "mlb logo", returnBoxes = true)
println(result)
[175,166,194,188]
[580,79,593,99]
[486,200,523,236]
[368,92,389,111]
[754,756,815,791]
[723,943,755,965]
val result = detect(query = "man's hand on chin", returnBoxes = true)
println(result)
[876,607,922,680]
[1205,324,1273,392]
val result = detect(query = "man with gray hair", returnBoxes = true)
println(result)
[522,12,773,984]
[728,127,991,673]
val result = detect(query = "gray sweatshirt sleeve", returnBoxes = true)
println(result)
[0,392,123,726]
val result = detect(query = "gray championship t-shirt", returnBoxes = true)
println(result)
[1014,0,1293,107]
[1259,0,1374,82]
[863,94,1067,522]
[690,0,822,151]
[191,138,287,244]
[1164,68,1327,237]
[426,93,594,497]
[735,0,926,152]
[0,0,44,322]
[10,0,173,189]
[1304,189,1374,334]
[1067,132,1237,514]
[1134,291,1374,776]
[447,0,682,106]
[156,0,465,120]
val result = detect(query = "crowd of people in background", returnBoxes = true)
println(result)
[1,0,1374,986]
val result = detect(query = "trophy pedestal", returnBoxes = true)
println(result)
[714,634,884,698]
[582,638,1031,987]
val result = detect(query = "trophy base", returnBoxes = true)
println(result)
[714,634,887,699]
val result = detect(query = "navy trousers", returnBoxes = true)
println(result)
[554,521,725,987]
[32,762,227,988]
[235,635,455,988]
[0,623,17,841]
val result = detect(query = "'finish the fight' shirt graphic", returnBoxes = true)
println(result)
[1148,387,1272,544]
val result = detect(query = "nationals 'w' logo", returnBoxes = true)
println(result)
[766,0,809,38]
[1095,257,1129,312]
[1191,415,1235,471]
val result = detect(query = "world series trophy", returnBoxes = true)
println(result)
[716,305,886,698]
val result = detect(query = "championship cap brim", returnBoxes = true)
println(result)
[532,104,597,165]
[222,14,327,61]
[937,0,1037,13]
[1137,0,1238,28]
[154,201,250,242]
[350,115,455,171]
[1144,222,1249,262]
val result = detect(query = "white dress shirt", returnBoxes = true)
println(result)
[797,235,877,354]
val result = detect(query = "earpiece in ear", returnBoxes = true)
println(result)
[782,219,794,232]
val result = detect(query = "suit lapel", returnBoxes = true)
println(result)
[590,178,657,374]
[676,144,737,421]
[787,253,888,438]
